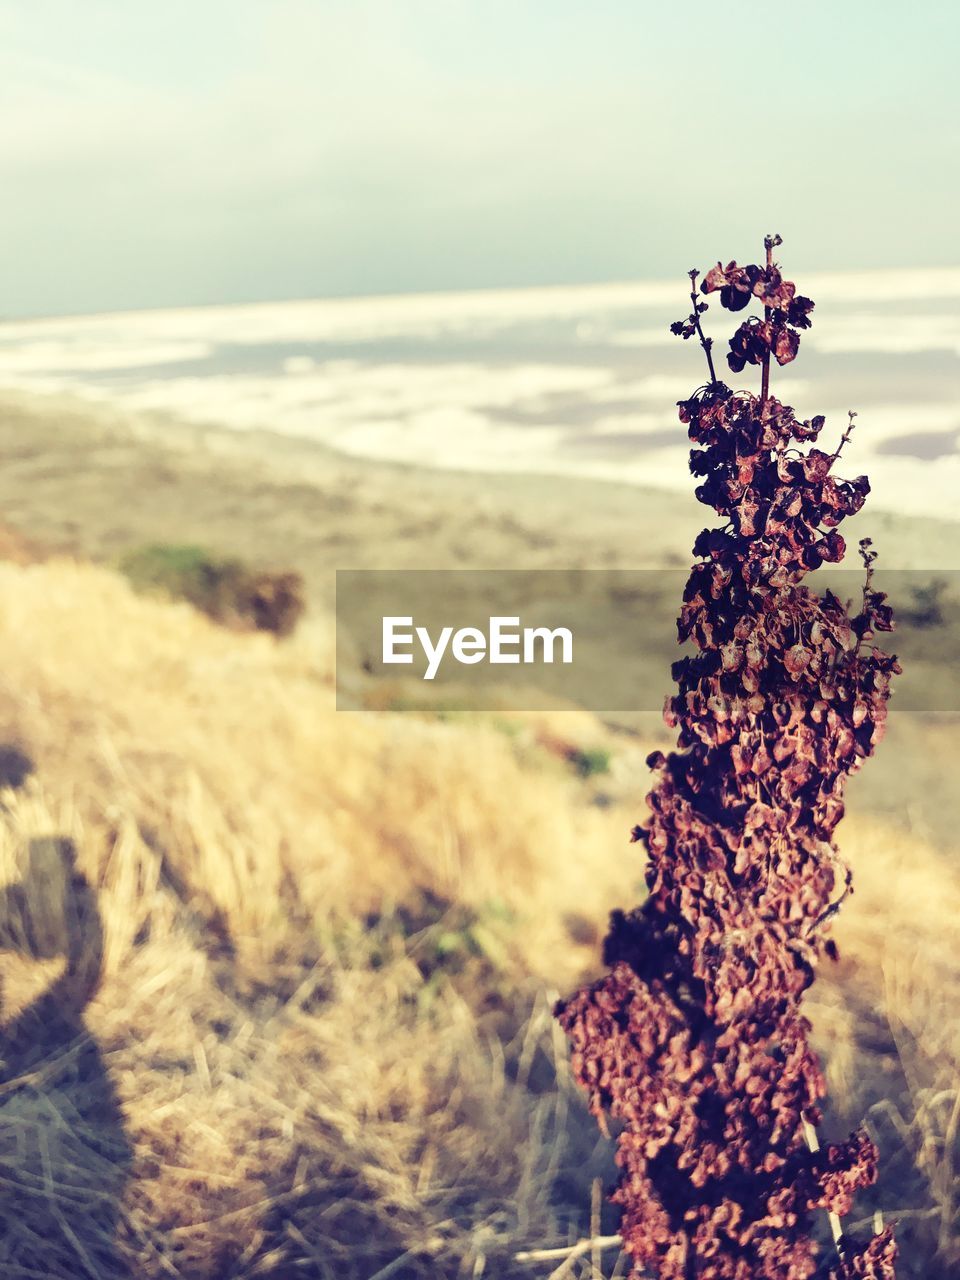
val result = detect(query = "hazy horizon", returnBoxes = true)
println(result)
[2,266,958,521]
[1,2,958,319]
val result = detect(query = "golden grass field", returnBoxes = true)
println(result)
[0,393,958,1278]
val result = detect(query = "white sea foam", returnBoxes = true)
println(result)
[813,312,960,355]
[2,266,959,347]
[0,269,956,520]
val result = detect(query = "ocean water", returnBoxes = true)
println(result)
[0,269,958,519]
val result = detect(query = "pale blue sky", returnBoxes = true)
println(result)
[0,1,956,317]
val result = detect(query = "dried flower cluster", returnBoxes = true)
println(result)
[556,238,900,1279]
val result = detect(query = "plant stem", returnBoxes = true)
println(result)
[832,410,858,461]
[854,561,874,657]
[760,236,775,406]
[689,270,718,385]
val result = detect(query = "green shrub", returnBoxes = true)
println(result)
[566,746,611,778]
[118,543,305,636]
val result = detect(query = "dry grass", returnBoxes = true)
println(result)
[806,825,960,1276]
[0,557,956,1278]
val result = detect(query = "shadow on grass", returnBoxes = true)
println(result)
[0,837,132,1278]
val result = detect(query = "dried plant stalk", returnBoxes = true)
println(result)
[557,238,900,1280]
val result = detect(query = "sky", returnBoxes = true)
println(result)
[0,0,957,318]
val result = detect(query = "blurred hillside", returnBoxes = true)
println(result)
[1,390,958,846]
